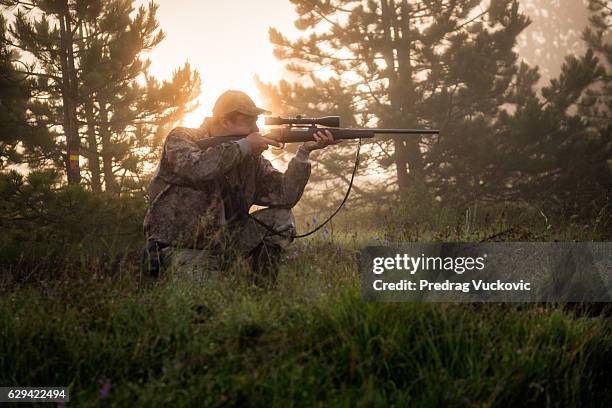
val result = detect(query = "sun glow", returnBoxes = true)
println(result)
[140,0,301,130]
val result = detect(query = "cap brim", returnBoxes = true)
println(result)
[236,106,271,116]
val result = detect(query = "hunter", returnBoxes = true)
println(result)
[142,90,339,284]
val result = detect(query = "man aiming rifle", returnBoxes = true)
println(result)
[142,90,437,285]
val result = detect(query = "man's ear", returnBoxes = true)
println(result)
[220,117,231,129]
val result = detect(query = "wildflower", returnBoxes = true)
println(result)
[98,377,111,399]
[322,226,331,240]
[312,215,318,225]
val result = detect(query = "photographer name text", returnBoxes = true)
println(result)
[371,254,532,293]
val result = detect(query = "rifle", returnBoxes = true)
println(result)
[196,116,439,149]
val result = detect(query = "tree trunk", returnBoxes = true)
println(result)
[99,102,117,194]
[59,5,80,184]
[393,138,411,192]
[380,0,426,196]
[396,0,424,187]
[84,102,102,192]
[381,0,410,196]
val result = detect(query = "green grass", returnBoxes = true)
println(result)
[1,233,611,407]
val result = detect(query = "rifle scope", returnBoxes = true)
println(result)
[264,116,340,127]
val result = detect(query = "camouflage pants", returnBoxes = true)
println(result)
[160,208,296,285]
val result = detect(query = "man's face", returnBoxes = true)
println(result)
[222,113,259,135]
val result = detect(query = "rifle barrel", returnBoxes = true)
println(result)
[269,127,438,143]
[368,128,439,134]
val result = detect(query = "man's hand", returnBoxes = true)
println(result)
[301,129,342,152]
[245,132,282,156]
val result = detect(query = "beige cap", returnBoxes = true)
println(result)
[212,90,271,117]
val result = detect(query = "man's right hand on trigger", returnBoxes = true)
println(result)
[246,132,282,156]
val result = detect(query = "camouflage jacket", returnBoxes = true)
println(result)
[143,127,311,248]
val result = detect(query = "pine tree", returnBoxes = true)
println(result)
[441,0,610,216]
[269,0,531,202]
[2,0,85,183]
[1,0,201,193]
[76,0,200,193]
[1,13,32,167]
[0,14,54,168]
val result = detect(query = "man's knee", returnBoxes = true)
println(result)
[251,208,296,232]
[243,208,296,250]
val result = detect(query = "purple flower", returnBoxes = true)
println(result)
[312,215,318,225]
[98,377,111,399]
[321,226,331,240]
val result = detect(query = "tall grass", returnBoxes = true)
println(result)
[1,234,611,406]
